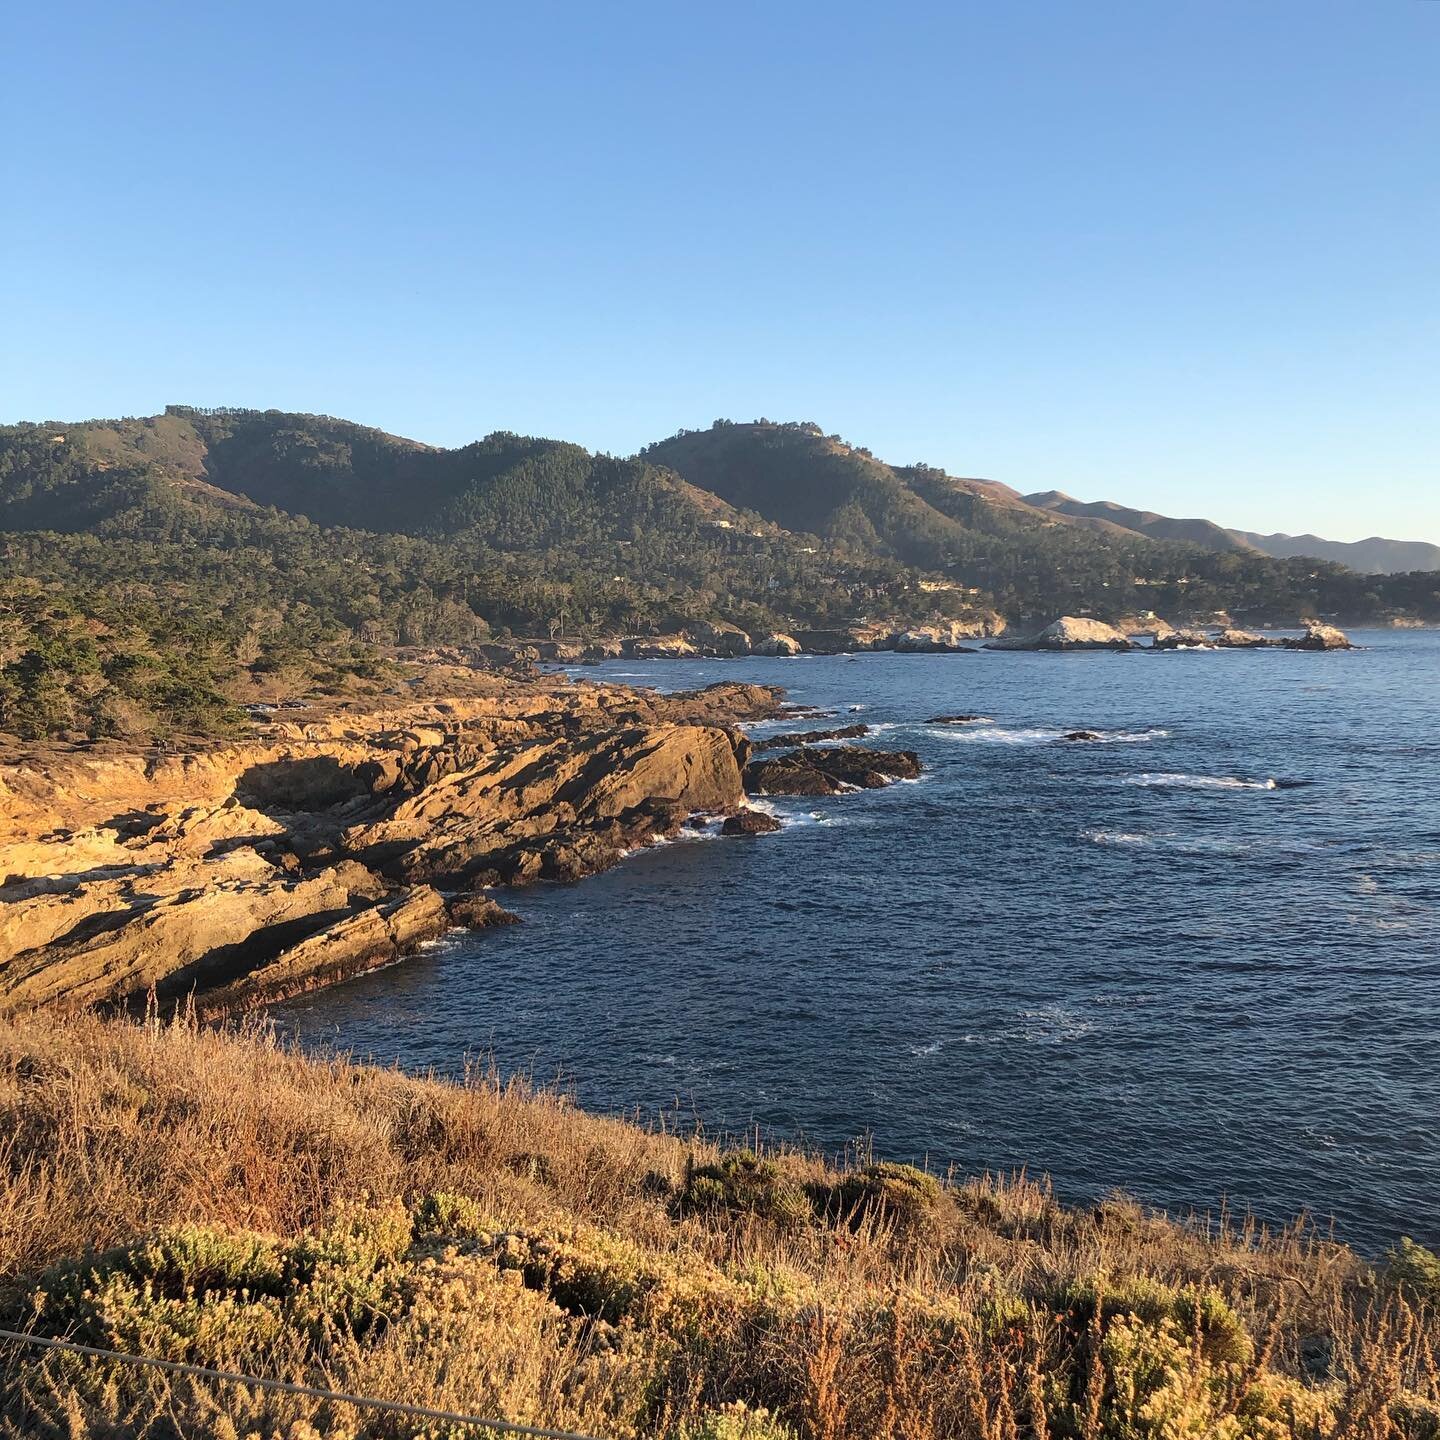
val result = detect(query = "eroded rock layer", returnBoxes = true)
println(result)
[0,680,781,1015]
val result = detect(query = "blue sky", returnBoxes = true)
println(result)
[4,1,1436,541]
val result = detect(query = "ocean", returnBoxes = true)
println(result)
[277,631,1440,1252]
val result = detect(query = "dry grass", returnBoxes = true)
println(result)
[0,1011,1436,1439]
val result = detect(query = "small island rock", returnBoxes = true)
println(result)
[722,809,783,836]
[986,617,1134,651]
[752,632,803,657]
[1284,623,1353,651]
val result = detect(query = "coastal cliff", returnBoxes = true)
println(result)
[0,678,782,1014]
[0,1010,1434,1439]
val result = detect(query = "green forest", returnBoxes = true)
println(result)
[3,407,1437,742]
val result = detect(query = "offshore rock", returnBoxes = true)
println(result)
[684,620,752,656]
[1151,629,1213,650]
[752,723,869,750]
[752,632,803,657]
[1213,628,1275,648]
[985,617,1134,651]
[721,809,783,836]
[447,893,523,929]
[891,622,982,653]
[745,746,922,797]
[1284,623,1353,651]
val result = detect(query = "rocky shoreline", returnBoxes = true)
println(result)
[418,615,1354,668]
[0,676,925,1017]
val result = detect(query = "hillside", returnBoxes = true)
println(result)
[4,407,1440,743]
[641,420,1440,618]
[1,1011,1437,1438]
[2,405,759,543]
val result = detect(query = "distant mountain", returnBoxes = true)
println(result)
[1233,531,1440,575]
[1021,491,1259,555]
[1021,487,1435,575]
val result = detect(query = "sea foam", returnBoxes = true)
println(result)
[1124,772,1278,791]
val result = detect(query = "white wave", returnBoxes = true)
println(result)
[1124,772,1277,791]
[741,797,845,829]
[963,1004,1096,1046]
[618,823,723,858]
[932,725,1168,746]
[1081,829,1152,847]
[930,726,1063,746]
[907,1040,943,1057]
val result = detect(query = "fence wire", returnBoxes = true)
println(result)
[0,1326,605,1439]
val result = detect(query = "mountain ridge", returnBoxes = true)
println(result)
[4,405,1440,742]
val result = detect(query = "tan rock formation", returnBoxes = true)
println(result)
[986,617,1134,651]
[0,679,781,1015]
[1285,623,1353,650]
[751,632,803,657]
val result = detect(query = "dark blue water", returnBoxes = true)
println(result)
[278,632,1440,1251]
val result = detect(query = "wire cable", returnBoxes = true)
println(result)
[0,1327,602,1439]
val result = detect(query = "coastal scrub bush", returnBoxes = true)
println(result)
[1392,1395,1440,1440]
[0,1012,1436,1440]
[680,1401,799,1440]
[1060,1276,1253,1367]
[1388,1236,1440,1302]
[816,1160,946,1234]
[410,1190,491,1242]
[680,1150,811,1227]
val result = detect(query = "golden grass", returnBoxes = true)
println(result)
[0,1011,1435,1439]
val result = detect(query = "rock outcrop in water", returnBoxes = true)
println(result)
[721,809,783,836]
[890,622,982,653]
[744,745,923,796]
[986,617,1134,651]
[0,679,782,1015]
[1214,627,1273,648]
[1151,629,1214,650]
[751,632,803,657]
[1284,623,1353,650]
[752,723,870,750]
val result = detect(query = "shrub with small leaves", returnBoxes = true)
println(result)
[817,1161,946,1234]
[680,1401,800,1440]
[681,1150,811,1228]
[1388,1237,1440,1302]
[411,1191,492,1242]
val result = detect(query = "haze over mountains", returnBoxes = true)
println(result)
[1018,490,1440,575]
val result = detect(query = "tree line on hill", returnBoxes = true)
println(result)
[1,408,1436,742]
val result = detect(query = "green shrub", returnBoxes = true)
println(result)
[680,1401,800,1440]
[818,1161,946,1233]
[411,1191,492,1241]
[1392,1395,1440,1440]
[680,1150,811,1227]
[1061,1276,1253,1368]
[26,1224,287,1339]
[1388,1237,1440,1302]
